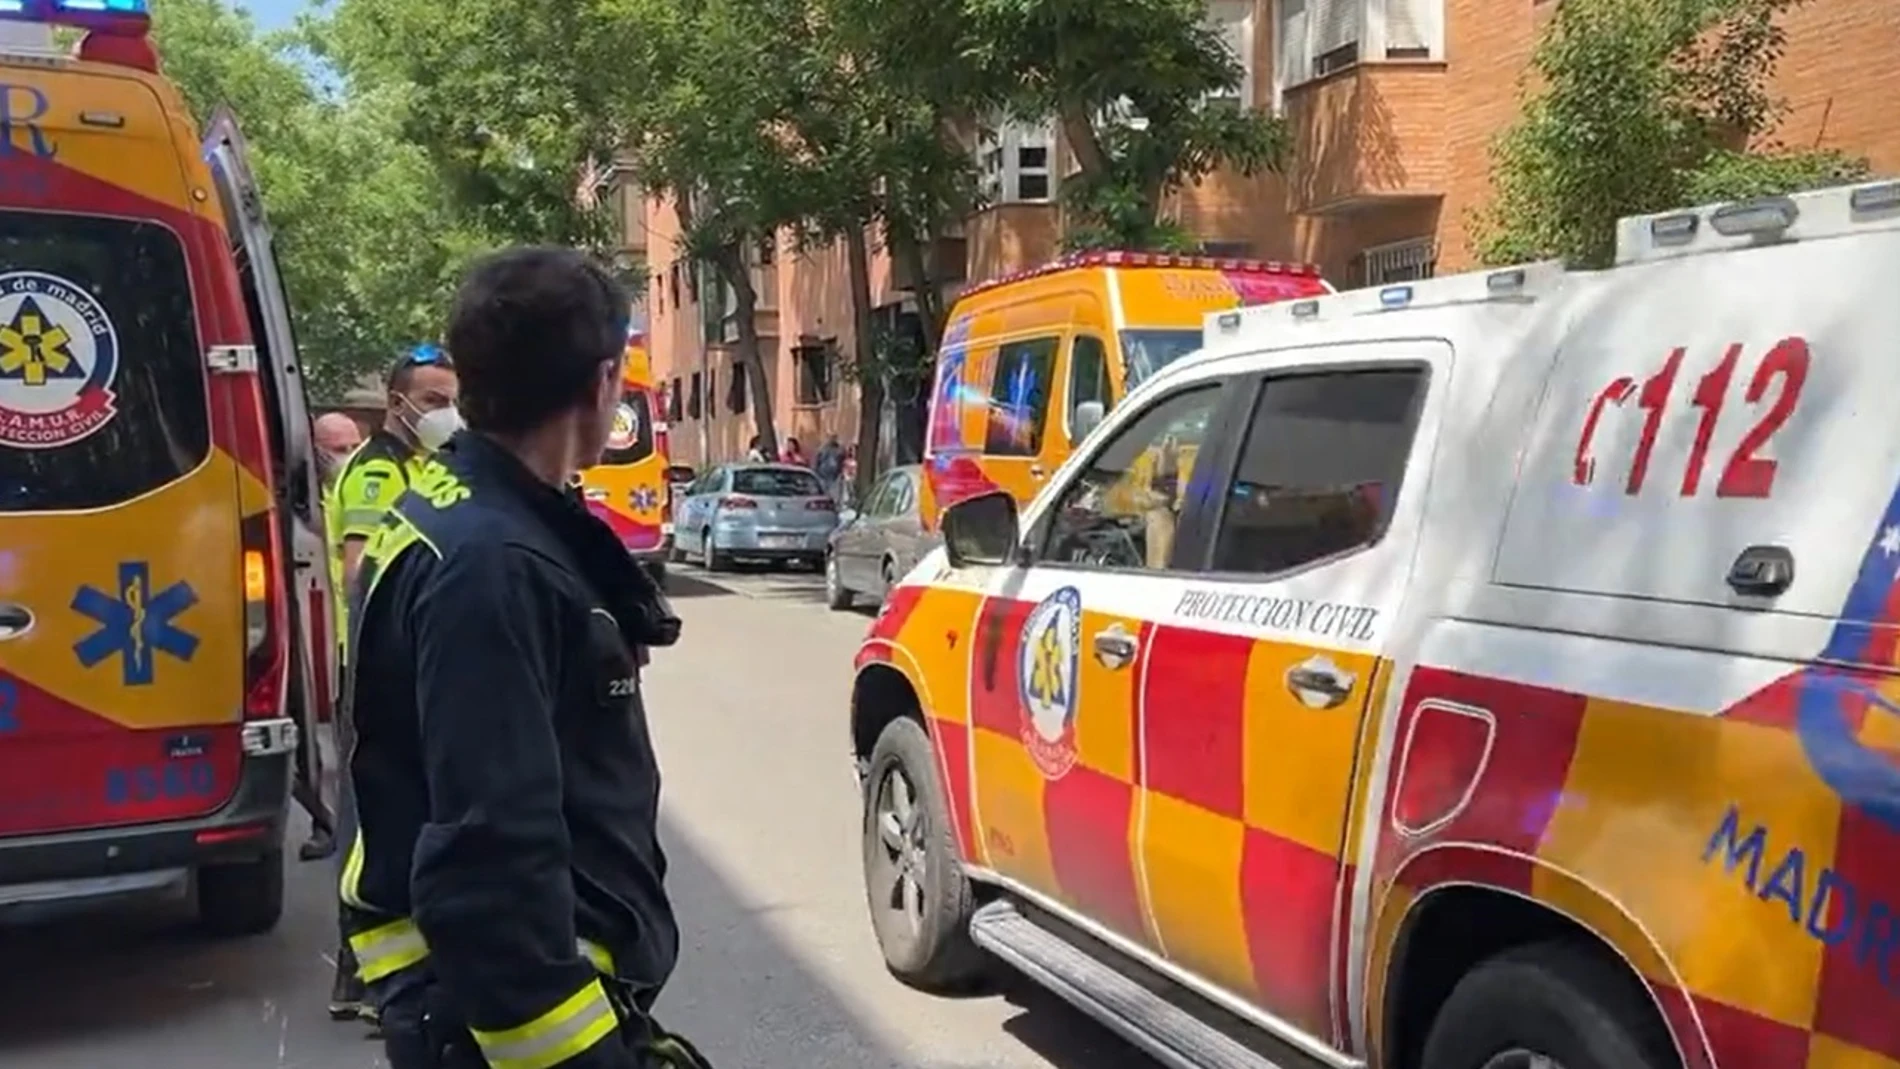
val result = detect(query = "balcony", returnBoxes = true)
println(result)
[964,204,1060,285]
[1283,60,1447,216]
[889,235,968,292]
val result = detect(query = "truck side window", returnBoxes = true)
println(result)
[1210,367,1425,576]
[983,335,1058,457]
[1067,335,1110,442]
[1038,384,1222,571]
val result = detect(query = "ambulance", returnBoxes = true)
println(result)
[921,250,1329,528]
[579,331,671,584]
[0,1,326,934]
[850,179,1900,1069]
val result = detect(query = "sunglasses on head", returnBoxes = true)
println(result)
[402,343,449,367]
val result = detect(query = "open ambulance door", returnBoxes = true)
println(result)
[201,108,335,809]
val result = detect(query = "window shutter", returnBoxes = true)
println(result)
[1205,0,1253,99]
[1309,0,1359,56]
[1277,0,1311,86]
[1384,0,1435,52]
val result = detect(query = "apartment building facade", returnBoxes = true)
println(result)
[620,0,1900,471]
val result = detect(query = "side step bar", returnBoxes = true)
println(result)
[969,899,1296,1069]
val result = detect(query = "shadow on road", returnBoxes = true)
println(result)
[0,821,1150,1069]
[659,817,1155,1069]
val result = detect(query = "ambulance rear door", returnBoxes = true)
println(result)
[201,109,332,777]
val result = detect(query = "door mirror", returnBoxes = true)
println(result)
[1073,400,1105,440]
[839,507,859,526]
[942,490,1020,568]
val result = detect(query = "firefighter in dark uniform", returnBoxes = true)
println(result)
[340,247,705,1069]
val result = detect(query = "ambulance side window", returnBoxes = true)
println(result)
[1037,384,1223,571]
[1208,367,1425,576]
[983,335,1058,457]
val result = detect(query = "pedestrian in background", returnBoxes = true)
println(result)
[341,246,705,1069]
[780,436,806,467]
[745,435,765,462]
[812,434,844,501]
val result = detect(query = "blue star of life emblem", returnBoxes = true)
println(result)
[632,486,660,511]
[72,561,200,686]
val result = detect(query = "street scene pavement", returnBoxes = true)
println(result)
[0,564,1154,1069]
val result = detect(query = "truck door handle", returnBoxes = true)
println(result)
[1728,544,1793,597]
[1092,624,1137,669]
[1286,655,1355,709]
[1030,465,1046,479]
[0,604,32,641]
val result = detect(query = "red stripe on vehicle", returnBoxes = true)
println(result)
[927,715,977,862]
[969,596,1031,738]
[1240,826,1342,1036]
[1812,801,1900,1058]
[1142,624,1250,820]
[1043,765,1145,942]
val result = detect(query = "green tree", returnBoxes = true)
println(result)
[151,0,479,399]
[1476,0,1870,268]
[314,0,624,253]
[965,0,1290,251]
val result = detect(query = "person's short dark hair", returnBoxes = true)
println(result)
[446,247,629,434]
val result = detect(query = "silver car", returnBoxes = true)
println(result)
[674,463,838,571]
[825,465,938,609]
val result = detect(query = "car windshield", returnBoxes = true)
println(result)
[1120,329,1203,390]
[732,467,824,497]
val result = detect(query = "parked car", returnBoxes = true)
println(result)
[826,465,937,610]
[674,464,837,571]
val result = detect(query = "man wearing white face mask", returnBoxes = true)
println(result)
[321,343,460,1024]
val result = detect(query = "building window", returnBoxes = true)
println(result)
[795,342,835,405]
[668,378,684,421]
[669,264,680,306]
[1205,0,1255,103]
[728,361,747,413]
[757,235,775,266]
[1358,237,1438,286]
[977,118,1056,205]
[1274,0,1440,100]
[687,371,703,419]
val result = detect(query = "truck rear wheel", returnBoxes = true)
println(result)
[1420,940,1675,1069]
[196,849,285,938]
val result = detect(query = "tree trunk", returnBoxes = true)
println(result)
[894,222,946,355]
[714,244,778,459]
[845,227,882,501]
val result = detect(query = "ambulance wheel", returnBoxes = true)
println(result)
[196,850,285,938]
[862,716,986,991]
[1420,941,1675,1069]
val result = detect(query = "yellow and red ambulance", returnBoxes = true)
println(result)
[0,0,323,933]
[579,331,671,583]
[920,250,1329,529]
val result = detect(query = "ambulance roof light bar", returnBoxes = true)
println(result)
[0,0,154,72]
[959,247,1322,301]
[1205,259,1566,340]
[1616,179,1900,265]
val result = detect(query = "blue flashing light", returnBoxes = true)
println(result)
[1379,285,1414,309]
[0,1,28,13]
[55,0,148,12]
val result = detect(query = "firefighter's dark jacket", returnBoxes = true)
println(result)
[340,431,682,1069]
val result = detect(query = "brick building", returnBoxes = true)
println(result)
[615,0,1900,470]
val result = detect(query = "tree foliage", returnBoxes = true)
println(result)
[1476,0,1869,268]
[150,0,480,400]
[965,0,1290,251]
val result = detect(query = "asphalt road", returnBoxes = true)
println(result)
[0,562,1154,1069]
